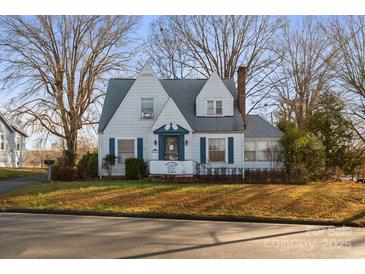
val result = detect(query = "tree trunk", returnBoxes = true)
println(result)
[65,130,78,169]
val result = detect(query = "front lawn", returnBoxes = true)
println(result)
[0,167,46,181]
[0,180,364,226]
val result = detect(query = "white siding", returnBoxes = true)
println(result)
[0,120,26,168]
[150,97,193,161]
[191,132,244,168]
[100,64,169,176]
[196,72,234,117]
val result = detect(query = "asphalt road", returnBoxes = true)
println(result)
[0,213,364,258]
[0,174,47,193]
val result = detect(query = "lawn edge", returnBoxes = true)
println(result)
[1,207,363,227]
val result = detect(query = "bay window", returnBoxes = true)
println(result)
[208,138,226,162]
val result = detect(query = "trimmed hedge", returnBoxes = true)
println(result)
[125,158,146,179]
[51,157,77,181]
[77,152,98,180]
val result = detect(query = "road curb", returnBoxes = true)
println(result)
[1,207,363,227]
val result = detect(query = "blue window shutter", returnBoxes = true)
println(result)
[200,137,206,164]
[137,138,143,159]
[228,137,234,164]
[109,138,115,165]
[158,135,164,160]
[109,138,115,156]
[178,134,185,161]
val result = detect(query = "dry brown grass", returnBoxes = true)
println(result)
[0,180,364,225]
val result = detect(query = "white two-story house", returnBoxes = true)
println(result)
[98,64,282,177]
[0,112,27,168]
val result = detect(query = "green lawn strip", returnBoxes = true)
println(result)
[0,167,46,181]
[0,180,364,226]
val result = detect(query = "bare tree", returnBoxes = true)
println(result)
[0,16,140,167]
[146,17,193,79]
[271,17,335,131]
[146,16,284,112]
[329,16,365,143]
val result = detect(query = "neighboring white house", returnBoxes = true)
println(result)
[98,64,283,177]
[0,112,27,168]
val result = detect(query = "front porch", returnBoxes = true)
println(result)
[148,160,244,178]
[149,160,196,176]
[148,161,286,183]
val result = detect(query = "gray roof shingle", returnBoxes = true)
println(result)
[245,115,283,138]
[98,78,283,138]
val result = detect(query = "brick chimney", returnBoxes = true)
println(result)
[237,66,247,129]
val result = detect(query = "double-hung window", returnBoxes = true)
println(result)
[118,139,135,164]
[141,98,154,119]
[207,100,223,115]
[0,134,4,151]
[208,138,226,162]
[244,141,256,161]
[257,141,270,161]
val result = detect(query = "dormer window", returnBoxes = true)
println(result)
[207,100,223,115]
[141,98,154,119]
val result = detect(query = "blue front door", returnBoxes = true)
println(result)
[154,124,188,161]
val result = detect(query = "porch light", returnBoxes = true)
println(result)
[154,140,157,146]
[185,140,188,146]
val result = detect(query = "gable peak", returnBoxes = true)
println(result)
[207,70,225,81]
[139,63,155,77]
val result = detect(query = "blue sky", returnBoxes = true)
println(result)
[139,15,157,38]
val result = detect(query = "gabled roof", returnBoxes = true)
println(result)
[98,77,283,138]
[194,71,234,100]
[0,112,28,137]
[98,79,135,134]
[245,115,283,138]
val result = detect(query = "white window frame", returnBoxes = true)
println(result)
[244,140,256,161]
[207,137,227,164]
[116,137,137,164]
[244,139,282,162]
[206,99,223,116]
[257,141,270,161]
[0,133,5,151]
[140,98,155,119]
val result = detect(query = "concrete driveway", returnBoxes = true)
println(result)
[0,174,47,193]
[0,213,364,258]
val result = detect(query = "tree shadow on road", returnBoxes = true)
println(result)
[119,226,329,259]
